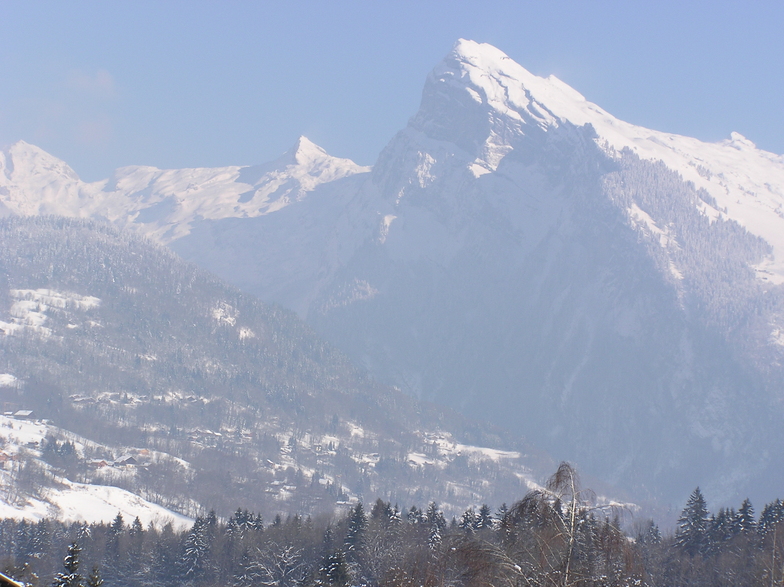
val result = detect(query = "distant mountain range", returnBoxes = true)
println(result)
[2,39,783,508]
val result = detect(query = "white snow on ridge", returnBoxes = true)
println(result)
[445,39,784,283]
[0,141,84,217]
[0,136,369,244]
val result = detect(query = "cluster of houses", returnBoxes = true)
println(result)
[87,450,150,470]
[0,448,148,472]
[186,427,255,447]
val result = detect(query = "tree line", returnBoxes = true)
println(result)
[3,464,784,586]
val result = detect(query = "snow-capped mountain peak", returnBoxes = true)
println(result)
[410,40,784,283]
[445,38,587,127]
[287,135,330,162]
[264,135,371,193]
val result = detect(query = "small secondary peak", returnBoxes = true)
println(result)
[277,136,369,176]
[726,132,757,151]
[292,135,327,156]
[279,136,331,167]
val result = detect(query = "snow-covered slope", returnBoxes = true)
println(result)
[0,415,192,528]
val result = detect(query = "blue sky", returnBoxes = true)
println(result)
[1,1,782,181]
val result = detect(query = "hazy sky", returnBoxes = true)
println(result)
[1,1,782,181]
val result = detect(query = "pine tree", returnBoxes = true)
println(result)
[53,542,84,587]
[322,525,335,553]
[425,502,446,532]
[759,499,784,536]
[319,550,351,587]
[14,520,32,567]
[637,520,661,545]
[675,487,709,556]
[427,522,442,553]
[390,504,402,526]
[105,512,124,564]
[110,512,124,536]
[476,504,493,530]
[736,498,756,535]
[86,566,103,587]
[150,538,177,587]
[181,516,208,580]
[31,519,50,560]
[459,508,476,534]
[345,502,367,555]
[370,498,393,526]
[707,508,734,554]
[226,516,239,540]
[425,502,446,553]
[232,548,255,587]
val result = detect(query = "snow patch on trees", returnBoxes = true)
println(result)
[0,289,100,338]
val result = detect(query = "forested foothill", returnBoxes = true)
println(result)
[0,217,553,520]
[1,464,783,587]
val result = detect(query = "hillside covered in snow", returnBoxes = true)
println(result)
[0,217,566,524]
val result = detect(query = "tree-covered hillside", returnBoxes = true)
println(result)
[0,216,555,520]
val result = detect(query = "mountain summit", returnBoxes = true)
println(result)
[424,39,784,282]
[2,41,784,507]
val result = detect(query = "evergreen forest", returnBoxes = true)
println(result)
[4,464,784,587]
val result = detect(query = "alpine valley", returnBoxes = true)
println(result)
[0,216,559,525]
[2,40,784,517]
